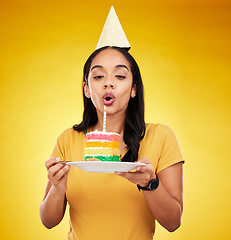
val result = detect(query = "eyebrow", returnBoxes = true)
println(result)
[115,65,130,72]
[90,65,103,72]
[90,64,130,72]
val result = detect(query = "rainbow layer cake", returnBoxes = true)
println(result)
[85,130,121,162]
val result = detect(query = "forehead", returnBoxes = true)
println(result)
[90,48,130,70]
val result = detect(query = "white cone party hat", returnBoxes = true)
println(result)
[96,6,131,50]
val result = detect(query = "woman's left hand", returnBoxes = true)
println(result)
[115,158,156,187]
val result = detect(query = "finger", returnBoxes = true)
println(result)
[135,164,150,173]
[47,162,66,180]
[115,171,144,180]
[48,165,69,184]
[45,157,60,170]
[115,171,145,185]
[115,170,154,186]
[135,158,150,172]
[137,158,151,164]
[53,165,70,183]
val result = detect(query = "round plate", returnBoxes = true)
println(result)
[62,161,145,173]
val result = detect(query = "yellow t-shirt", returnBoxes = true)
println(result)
[51,123,184,240]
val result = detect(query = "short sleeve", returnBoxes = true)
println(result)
[156,125,184,173]
[50,129,71,161]
[51,135,65,160]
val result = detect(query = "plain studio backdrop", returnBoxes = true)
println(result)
[0,0,230,239]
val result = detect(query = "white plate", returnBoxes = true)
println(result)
[61,161,145,173]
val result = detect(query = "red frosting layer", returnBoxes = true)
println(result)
[86,132,120,142]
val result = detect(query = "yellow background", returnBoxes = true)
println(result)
[1,0,230,239]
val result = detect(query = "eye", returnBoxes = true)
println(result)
[115,75,126,80]
[93,75,104,80]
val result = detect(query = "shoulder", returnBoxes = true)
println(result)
[58,127,75,138]
[144,123,179,148]
[57,127,85,142]
[145,123,175,137]
[60,127,76,135]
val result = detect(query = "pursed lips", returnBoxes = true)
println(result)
[103,93,115,106]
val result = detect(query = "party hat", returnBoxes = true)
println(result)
[96,6,131,50]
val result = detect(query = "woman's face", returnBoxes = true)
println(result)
[84,48,136,116]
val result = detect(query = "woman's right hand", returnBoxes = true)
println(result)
[45,156,70,194]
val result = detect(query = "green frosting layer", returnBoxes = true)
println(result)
[85,155,120,162]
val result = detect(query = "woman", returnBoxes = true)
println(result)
[40,46,184,240]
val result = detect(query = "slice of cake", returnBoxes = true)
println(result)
[85,130,121,162]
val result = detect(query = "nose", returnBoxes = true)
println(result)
[104,77,115,89]
[104,83,114,89]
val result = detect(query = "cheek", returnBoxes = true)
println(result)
[88,84,102,107]
[118,83,133,101]
[88,81,98,97]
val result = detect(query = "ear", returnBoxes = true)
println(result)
[131,84,137,98]
[83,82,91,98]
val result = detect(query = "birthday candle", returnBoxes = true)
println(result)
[103,105,106,132]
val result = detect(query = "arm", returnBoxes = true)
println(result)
[115,158,183,232]
[142,161,183,232]
[39,157,70,229]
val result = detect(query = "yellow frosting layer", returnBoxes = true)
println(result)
[85,148,120,156]
[85,141,120,149]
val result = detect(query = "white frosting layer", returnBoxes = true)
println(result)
[86,130,120,136]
